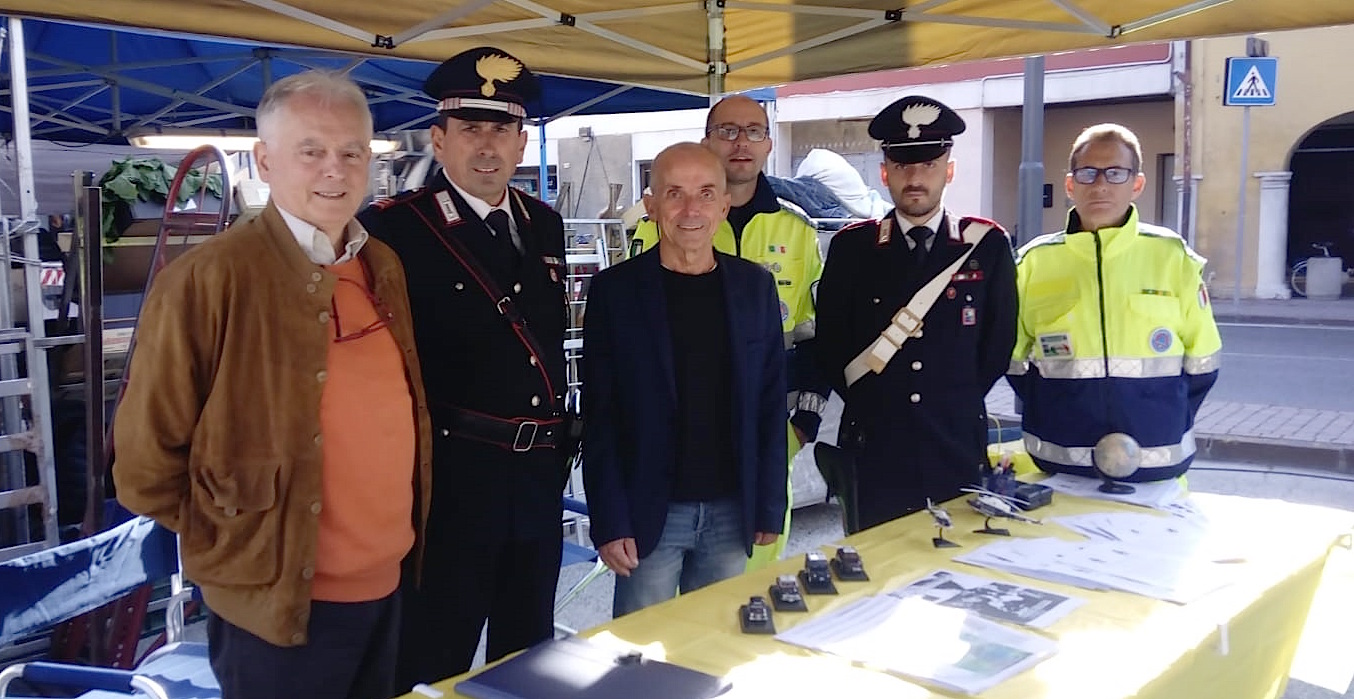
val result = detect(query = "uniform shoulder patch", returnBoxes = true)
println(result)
[510,185,550,209]
[959,215,1006,233]
[1015,231,1067,263]
[1138,223,1207,266]
[774,197,817,229]
[368,187,425,210]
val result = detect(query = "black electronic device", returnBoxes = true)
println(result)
[1014,482,1054,510]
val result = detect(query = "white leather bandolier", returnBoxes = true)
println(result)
[843,217,993,387]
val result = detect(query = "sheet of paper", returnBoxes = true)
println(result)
[775,595,1057,695]
[888,569,1085,629]
[1038,473,1186,509]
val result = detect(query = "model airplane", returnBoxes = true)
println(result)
[926,498,959,548]
[962,485,1043,536]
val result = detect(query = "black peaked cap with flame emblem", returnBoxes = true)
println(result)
[424,46,542,123]
[869,95,966,164]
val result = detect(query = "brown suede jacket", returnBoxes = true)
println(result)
[112,204,432,647]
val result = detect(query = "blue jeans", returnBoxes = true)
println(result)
[612,500,748,618]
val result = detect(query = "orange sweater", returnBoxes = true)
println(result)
[312,257,416,602]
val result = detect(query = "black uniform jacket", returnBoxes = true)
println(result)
[815,210,1018,528]
[359,173,569,543]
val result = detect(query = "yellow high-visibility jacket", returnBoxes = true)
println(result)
[1007,206,1222,482]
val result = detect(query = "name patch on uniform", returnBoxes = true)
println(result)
[778,279,793,286]
[951,271,984,282]
[961,306,976,326]
[434,191,461,225]
[1038,333,1073,358]
[1140,288,1175,297]
[1150,327,1174,354]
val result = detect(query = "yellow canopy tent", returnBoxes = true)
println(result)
[2,0,1353,95]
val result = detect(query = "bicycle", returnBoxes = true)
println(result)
[1288,241,1352,298]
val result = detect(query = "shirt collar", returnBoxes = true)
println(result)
[276,205,368,266]
[442,170,514,226]
[894,207,945,238]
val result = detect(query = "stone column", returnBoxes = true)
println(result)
[1253,171,1293,299]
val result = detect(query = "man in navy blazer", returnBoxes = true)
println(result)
[583,143,788,617]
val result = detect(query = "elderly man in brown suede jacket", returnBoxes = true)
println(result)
[113,70,431,699]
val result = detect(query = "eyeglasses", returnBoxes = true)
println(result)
[331,276,394,344]
[706,123,769,143]
[1070,166,1135,185]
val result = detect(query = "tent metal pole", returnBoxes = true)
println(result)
[1017,55,1046,247]
[539,122,549,202]
[707,0,725,101]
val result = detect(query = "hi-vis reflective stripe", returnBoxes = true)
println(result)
[1024,430,1196,469]
[1010,353,1220,378]
[1183,352,1221,375]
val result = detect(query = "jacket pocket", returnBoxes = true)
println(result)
[1127,293,1182,325]
[182,459,285,587]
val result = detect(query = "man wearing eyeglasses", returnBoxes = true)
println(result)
[815,95,1017,533]
[1008,123,1221,483]
[113,71,430,699]
[629,95,826,568]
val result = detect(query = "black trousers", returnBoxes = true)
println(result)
[396,536,562,688]
[206,592,400,699]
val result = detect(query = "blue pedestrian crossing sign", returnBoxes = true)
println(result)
[1224,57,1277,106]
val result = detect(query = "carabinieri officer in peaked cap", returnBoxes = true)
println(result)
[814,95,1017,533]
[358,46,572,687]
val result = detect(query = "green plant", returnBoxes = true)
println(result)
[98,156,224,242]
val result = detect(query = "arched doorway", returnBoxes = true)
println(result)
[1288,112,1354,269]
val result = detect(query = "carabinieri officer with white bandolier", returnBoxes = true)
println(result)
[358,47,571,688]
[815,96,1017,533]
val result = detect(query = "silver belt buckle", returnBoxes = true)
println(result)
[512,421,540,452]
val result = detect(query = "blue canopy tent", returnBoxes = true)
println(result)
[0,17,728,144]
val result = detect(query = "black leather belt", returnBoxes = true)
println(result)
[438,406,563,452]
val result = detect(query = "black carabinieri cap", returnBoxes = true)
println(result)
[869,95,966,164]
[424,46,541,123]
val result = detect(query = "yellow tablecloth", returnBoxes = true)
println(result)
[401,491,1352,699]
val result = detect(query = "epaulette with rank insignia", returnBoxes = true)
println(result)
[369,188,426,210]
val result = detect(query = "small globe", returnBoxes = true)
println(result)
[1094,433,1142,479]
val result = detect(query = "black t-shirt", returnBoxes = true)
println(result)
[661,266,739,502]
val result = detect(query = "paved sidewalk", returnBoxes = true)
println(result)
[986,381,1354,473]
[1211,296,1354,327]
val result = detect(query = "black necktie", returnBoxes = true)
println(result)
[484,209,520,269]
[906,225,931,268]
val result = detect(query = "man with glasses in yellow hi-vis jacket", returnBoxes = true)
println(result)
[1008,123,1222,484]
[629,95,825,569]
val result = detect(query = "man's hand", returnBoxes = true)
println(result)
[753,532,780,546]
[792,426,809,448]
[598,537,640,576]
